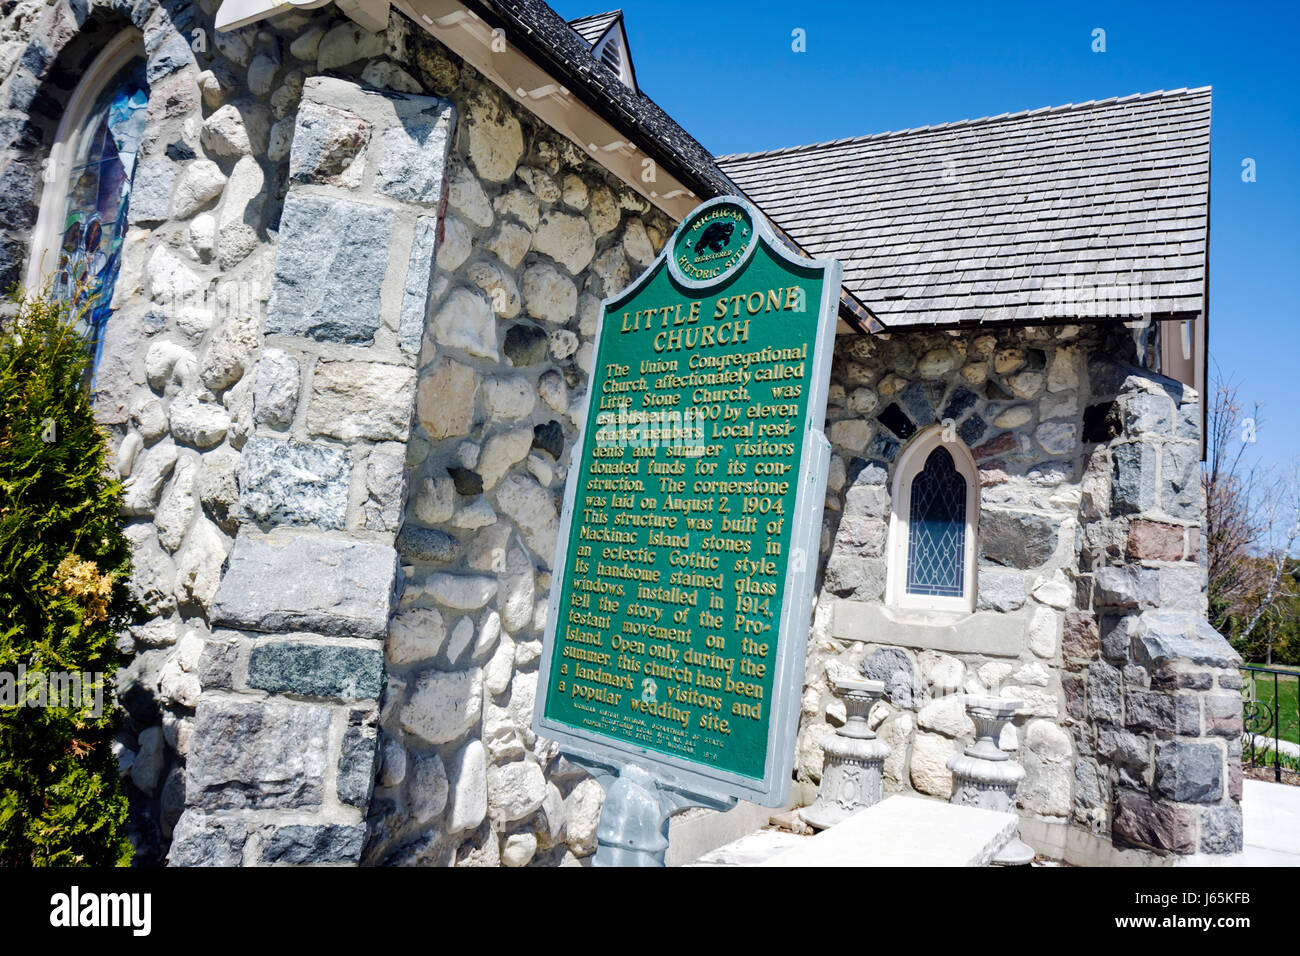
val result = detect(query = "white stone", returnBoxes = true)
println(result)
[478,426,534,491]
[1031,569,1072,609]
[171,159,227,218]
[452,498,497,531]
[494,475,558,559]
[388,605,447,666]
[487,759,546,824]
[910,731,958,797]
[122,438,178,516]
[413,475,455,526]
[190,214,216,256]
[426,573,498,611]
[400,668,483,745]
[622,217,655,267]
[532,211,595,274]
[360,60,421,93]
[201,103,255,156]
[494,189,540,230]
[174,516,228,608]
[417,357,478,440]
[115,431,143,478]
[561,173,588,210]
[484,631,517,696]
[216,156,264,269]
[993,405,1033,428]
[919,651,964,695]
[1012,660,1052,687]
[538,369,567,413]
[522,262,578,324]
[475,609,502,658]
[485,220,532,269]
[433,287,499,360]
[1036,421,1077,455]
[253,347,300,428]
[916,695,975,738]
[1048,346,1080,392]
[501,831,537,867]
[316,22,386,71]
[549,329,579,361]
[444,615,475,667]
[200,306,262,392]
[436,214,472,272]
[466,90,524,182]
[1019,720,1072,816]
[410,753,450,824]
[565,778,605,855]
[447,167,494,228]
[587,186,619,237]
[483,375,535,420]
[880,713,914,782]
[168,394,230,449]
[1028,605,1059,658]
[447,740,488,834]
[155,456,197,552]
[147,247,202,307]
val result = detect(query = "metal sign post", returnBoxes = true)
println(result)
[533,196,842,865]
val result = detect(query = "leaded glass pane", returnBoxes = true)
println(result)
[906,446,967,597]
[53,62,148,377]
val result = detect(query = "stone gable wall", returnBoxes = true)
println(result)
[803,323,1241,858]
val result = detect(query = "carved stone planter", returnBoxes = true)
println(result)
[802,676,890,830]
[947,695,1034,865]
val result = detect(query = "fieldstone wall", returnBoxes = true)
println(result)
[1,0,674,865]
[802,324,1240,857]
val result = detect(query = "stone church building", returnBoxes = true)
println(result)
[0,0,1240,865]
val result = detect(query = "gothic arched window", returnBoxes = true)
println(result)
[26,30,148,378]
[886,427,979,613]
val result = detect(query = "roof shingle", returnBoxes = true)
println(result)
[718,88,1211,328]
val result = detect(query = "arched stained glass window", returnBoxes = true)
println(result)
[905,447,967,597]
[27,30,149,382]
[53,62,149,375]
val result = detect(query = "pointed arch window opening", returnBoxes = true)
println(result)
[48,58,149,383]
[904,446,968,598]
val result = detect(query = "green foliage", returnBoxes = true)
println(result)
[0,287,134,866]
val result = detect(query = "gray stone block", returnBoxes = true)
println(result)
[1111,442,1156,514]
[400,216,439,355]
[237,436,349,530]
[338,708,379,809]
[1122,393,1173,436]
[1088,660,1123,724]
[1125,690,1175,733]
[1113,789,1195,854]
[167,811,248,867]
[267,192,393,344]
[1199,804,1243,854]
[980,509,1059,569]
[187,698,333,810]
[1130,611,1240,669]
[1155,741,1223,803]
[248,641,385,699]
[1160,442,1201,519]
[976,567,1026,611]
[212,533,398,639]
[1093,565,1158,609]
[376,107,455,205]
[261,824,367,863]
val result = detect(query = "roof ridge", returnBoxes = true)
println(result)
[567,9,623,25]
[717,86,1213,162]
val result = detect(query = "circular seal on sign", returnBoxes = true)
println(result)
[667,197,757,289]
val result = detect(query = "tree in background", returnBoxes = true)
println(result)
[1204,369,1300,663]
[0,287,134,865]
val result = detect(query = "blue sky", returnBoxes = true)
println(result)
[556,0,1300,476]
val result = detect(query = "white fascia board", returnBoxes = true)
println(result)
[215,0,386,33]
[394,0,700,222]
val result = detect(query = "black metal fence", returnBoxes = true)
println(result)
[1241,664,1299,783]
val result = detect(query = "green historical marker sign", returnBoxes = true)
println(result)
[533,196,841,807]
